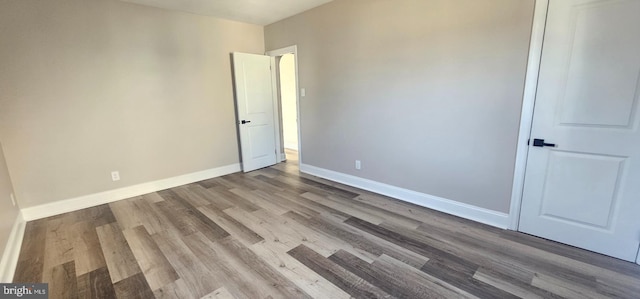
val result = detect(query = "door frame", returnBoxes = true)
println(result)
[508,0,549,230]
[266,45,302,164]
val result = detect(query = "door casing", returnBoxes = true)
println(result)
[266,45,302,164]
[508,0,549,230]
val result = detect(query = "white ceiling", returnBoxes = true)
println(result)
[120,0,334,25]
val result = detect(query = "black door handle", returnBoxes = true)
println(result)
[531,138,556,147]
[241,120,251,124]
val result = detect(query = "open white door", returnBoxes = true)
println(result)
[519,0,640,261]
[232,52,278,172]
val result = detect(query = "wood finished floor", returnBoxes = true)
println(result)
[13,150,640,298]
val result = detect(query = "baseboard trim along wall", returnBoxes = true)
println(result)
[0,212,26,283]
[299,163,510,229]
[21,163,241,221]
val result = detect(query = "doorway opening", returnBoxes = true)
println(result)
[278,54,299,161]
[267,46,301,166]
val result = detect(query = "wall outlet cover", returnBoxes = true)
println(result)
[111,171,120,181]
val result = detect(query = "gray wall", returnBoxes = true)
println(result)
[0,142,20,269]
[265,0,535,213]
[0,0,264,208]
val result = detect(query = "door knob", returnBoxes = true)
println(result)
[531,138,556,147]
[241,120,251,124]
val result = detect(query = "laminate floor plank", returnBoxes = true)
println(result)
[109,197,147,231]
[155,200,200,236]
[270,169,360,199]
[288,244,393,299]
[421,251,519,299]
[182,232,272,299]
[253,174,307,194]
[42,215,76,272]
[356,192,504,239]
[472,267,563,299]
[251,209,350,259]
[159,189,230,241]
[413,220,614,293]
[226,173,286,194]
[95,222,141,283]
[252,189,320,218]
[110,196,166,235]
[229,188,290,215]
[302,192,385,225]
[201,287,237,299]
[206,185,261,212]
[13,259,44,283]
[13,150,640,298]
[325,194,423,229]
[143,192,165,203]
[329,249,474,299]
[274,190,352,222]
[223,207,303,253]
[151,229,220,298]
[77,267,117,299]
[13,219,47,282]
[172,185,213,207]
[153,278,194,299]
[595,276,640,299]
[348,217,554,290]
[254,190,320,217]
[72,221,107,276]
[218,236,312,299]
[284,211,428,269]
[503,230,637,273]
[44,261,78,299]
[122,226,179,291]
[206,177,237,189]
[250,241,352,299]
[186,183,234,210]
[65,204,118,228]
[282,173,359,199]
[16,219,47,262]
[197,204,264,245]
[113,272,155,299]
[531,272,610,299]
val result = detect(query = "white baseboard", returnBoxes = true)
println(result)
[0,211,26,283]
[21,164,240,221]
[299,163,510,229]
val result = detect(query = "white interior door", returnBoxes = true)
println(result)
[232,52,278,172]
[519,0,640,262]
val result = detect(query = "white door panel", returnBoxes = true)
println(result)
[520,0,640,261]
[232,53,277,172]
[559,1,640,127]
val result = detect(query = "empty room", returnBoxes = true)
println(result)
[1,0,639,298]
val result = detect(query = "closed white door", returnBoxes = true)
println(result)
[519,0,640,261]
[232,52,277,172]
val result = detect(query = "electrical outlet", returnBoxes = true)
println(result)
[111,171,120,181]
[355,160,361,170]
[10,193,16,207]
